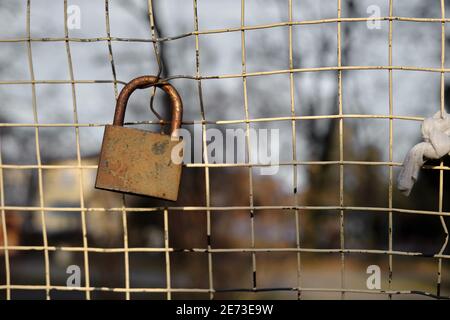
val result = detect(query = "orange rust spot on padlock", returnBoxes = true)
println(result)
[95,75,184,201]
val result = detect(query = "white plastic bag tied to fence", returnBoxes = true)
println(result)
[398,110,450,196]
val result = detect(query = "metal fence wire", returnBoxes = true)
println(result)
[0,0,450,300]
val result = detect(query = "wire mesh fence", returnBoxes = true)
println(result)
[0,0,449,300]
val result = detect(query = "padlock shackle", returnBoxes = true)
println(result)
[113,75,183,138]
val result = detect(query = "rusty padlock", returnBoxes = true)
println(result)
[95,75,183,201]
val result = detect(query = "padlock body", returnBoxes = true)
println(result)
[95,125,183,201]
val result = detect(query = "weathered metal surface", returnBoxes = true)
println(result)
[96,125,183,200]
[113,75,182,139]
[95,75,184,201]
